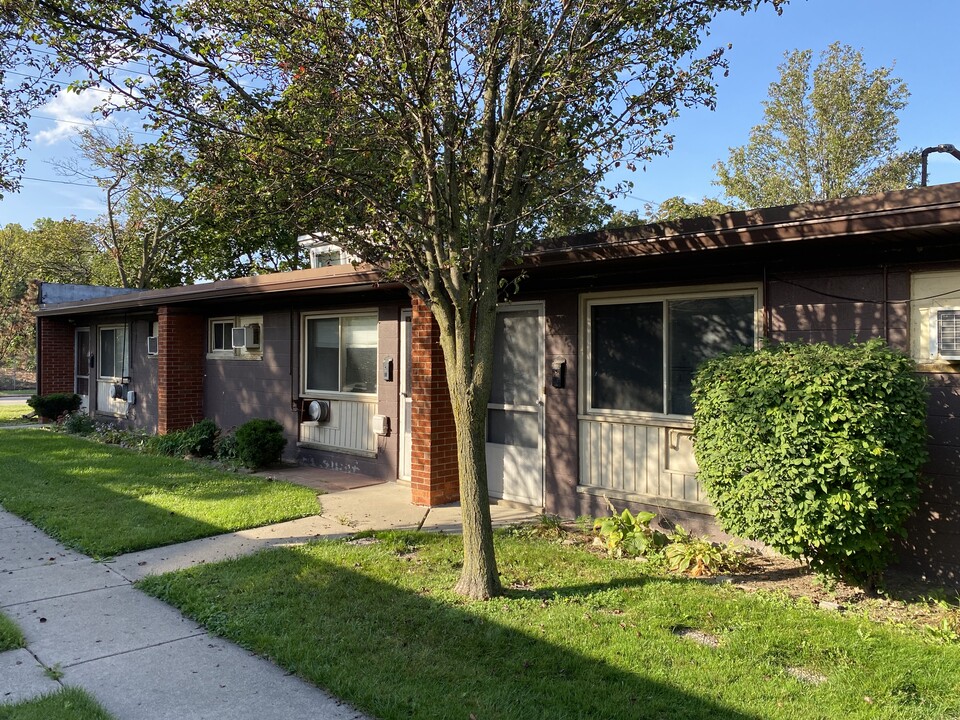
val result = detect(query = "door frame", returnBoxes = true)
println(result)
[398,309,413,481]
[74,326,90,412]
[486,301,546,507]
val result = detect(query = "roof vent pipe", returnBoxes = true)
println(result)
[921,144,960,186]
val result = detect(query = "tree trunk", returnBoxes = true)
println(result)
[429,280,502,600]
[450,393,501,600]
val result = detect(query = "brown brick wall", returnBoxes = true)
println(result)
[157,306,205,434]
[37,317,75,395]
[409,295,460,505]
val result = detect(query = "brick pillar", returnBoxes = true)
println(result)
[409,295,460,505]
[37,317,75,395]
[157,306,205,434]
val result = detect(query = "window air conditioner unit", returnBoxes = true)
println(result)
[934,309,960,361]
[146,335,159,356]
[304,399,331,423]
[231,323,262,350]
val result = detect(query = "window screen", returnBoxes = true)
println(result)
[304,315,378,394]
[589,294,754,416]
[591,302,663,412]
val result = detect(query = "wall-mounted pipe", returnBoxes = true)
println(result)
[921,144,960,186]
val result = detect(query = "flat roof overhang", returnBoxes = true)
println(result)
[36,265,405,317]
[36,182,960,318]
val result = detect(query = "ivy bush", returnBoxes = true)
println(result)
[691,339,928,587]
[149,419,219,458]
[27,392,81,420]
[234,418,287,469]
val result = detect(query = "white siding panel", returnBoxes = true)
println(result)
[300,399,376,453]
[95,380,128,416]
[579,418,712,512]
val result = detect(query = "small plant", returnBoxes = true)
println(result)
[575,515,594,533]
[593,502,667,558]
[234,418,287,469]
[532,513,565,538]
[44,663,64,681]
[215,431,239,462]
[148,419,220,458]
[61,410,95,435]
[664,525,746,577]
[27,392,81,421]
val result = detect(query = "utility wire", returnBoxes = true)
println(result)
[21,175,100,188]
[30,113,161,139]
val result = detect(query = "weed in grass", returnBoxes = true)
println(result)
[0,687,116,720]
[573,514,594,533]
[0,611,25,651]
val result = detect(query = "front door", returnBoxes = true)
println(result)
[486,303,544,507]
[75,328,90,411]
[399,310,413,480]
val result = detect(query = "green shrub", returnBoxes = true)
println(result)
[61,411,95,435]
[234,418,287,469]
[215,432,239,462]
[149,419,220,458]
[593,502,667,558]
[663,525,747,577]
[691,339,928,587]
[27,392,81,420]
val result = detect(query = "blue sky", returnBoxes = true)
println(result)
[3,0,960,228]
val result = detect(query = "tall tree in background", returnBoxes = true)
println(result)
[0,219,114,377]
[18,0,783,598]
[715,43,918,208]
[55,126,198,288]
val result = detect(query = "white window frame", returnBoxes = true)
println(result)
[207,315,263,359]
[146,320,159,357]
[97,324,129,381]
[581,284,762,421]
[301,310,378,399]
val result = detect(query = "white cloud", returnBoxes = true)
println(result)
[33,86,111,145]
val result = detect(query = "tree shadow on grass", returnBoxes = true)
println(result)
[141,545,767,720]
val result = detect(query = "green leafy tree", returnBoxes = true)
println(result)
[19,0,783,598]
[0,9,61,197]
[55,126,199,288]
[715,43,919,208]
[648,195,733,222]
[0,218,114,379]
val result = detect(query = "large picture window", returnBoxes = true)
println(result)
[586,290,757,417]
[303,313,378,395]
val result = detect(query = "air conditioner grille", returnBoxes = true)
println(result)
[938,310,960,358]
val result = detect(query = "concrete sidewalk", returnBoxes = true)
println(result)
[0,483,537,718]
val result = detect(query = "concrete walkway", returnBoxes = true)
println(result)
[0,483,537,718]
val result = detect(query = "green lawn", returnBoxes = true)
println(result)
[0,689,114,720]
[0,403,32,426]
[139,531,960,720]
[0,430,320,557]
[0,612,25,651]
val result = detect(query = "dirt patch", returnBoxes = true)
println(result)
[559,522,960,639]
[705,552,960,639]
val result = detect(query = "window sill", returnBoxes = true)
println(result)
[301,391,377,401]
[296,440,377,459]
[205,352,262,361]
[578,413,694,429]
[576,484,714,515]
